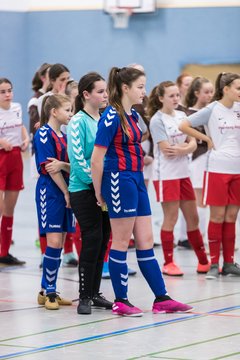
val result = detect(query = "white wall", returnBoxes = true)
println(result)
[1,0,239,11]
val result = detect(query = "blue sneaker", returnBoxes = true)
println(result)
[102,262,137,279]
[102,262,110,279]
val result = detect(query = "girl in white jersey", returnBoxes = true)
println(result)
[0,78,29,265]
[179,72,240,279]
[177,77,214,246]
[149,81,209,276]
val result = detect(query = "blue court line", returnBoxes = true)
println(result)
[0,305,239,359]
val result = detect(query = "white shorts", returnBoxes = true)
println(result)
[189,153,207,189]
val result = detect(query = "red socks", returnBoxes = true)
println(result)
[222,222,235,263]
[161,229,174,264]
[187,229,208,265]
[208,221,223,264]
[0,216,13,256]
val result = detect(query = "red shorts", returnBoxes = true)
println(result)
[153,177,195,202]
[203,172,240,206]
[0,147,24,191]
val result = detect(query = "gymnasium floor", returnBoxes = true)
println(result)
[0,157,240,360]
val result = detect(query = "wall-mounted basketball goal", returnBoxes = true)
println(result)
[103,0,156,29]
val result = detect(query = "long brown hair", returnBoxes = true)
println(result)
[147,81,175,118]
[212,72,240,101]
[40,94,71,127]
[185,76,211,108]
[107,66,145,137]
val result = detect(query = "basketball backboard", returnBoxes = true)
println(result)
[103,0,156,14]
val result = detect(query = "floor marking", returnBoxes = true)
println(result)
[0,317,116,343]
[211,351,240,360]
[127,332,240,359]
[0,306,239,359]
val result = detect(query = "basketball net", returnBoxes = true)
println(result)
[109,7,133,29]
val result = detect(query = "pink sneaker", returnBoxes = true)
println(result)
[162,262,184,276]
[197,261,211,274]
[112,300,143,317]
[152,299,193,314]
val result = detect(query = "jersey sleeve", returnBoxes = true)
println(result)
[95,107,119,148]
[188,102,215,127]
[149,112,168,144]
[34,127,56,174]
[137,114,148,134]
[67,114,92,185]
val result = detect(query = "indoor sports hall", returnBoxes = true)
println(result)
[0,1,240,359]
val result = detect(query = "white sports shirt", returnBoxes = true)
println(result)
[188,101,240,174]
[0,102,23,148]
[150,110,190,180]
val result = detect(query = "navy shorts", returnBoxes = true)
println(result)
[36,177,75,235]
[101,171,151,219]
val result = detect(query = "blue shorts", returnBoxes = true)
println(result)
[36,176,75,235]
[101,171,151,219]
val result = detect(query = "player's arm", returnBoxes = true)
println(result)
[179,120,214,150]
[49,172,71,208]
[91,146,108,207]
[45,157,70,174]
[21,125,30,152]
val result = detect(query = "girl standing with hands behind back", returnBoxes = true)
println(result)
[91,67,192,317]
[179,72,240,279]
[34,94,74,310]
[67,72,112,315]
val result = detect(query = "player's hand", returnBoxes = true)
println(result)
[206,137,214,150]
[34,121,40,130]
[45,158,62,174]
[21,138,30,152]
[64,191,71,208]
[96,193,106,208]
[1,139,13,151]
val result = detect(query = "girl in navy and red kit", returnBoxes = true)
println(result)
[34,94,75,310]
[91,67,192,317]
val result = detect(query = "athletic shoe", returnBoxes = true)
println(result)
[102,262,111,279]
[128,267,137,276]
[112,299,143,317]
[152,299,193,314]
[197,261,211,274]
[205,264,219,279]
[92,293,113,309]
[102,262,137,279]
[35,238,40,248]
[0,253,26,266]
[77,298,92,314]
[37,291,72,306]
[62,252,78,267]
[222,262,240,276]
[162,262,184,276]
[177,239,192,250]
[44,293,59,310]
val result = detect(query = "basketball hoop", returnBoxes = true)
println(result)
[109,7,133,29]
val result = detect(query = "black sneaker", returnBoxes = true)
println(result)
[77,298,92,315]
[0,253,26,266]
[92,293,113,309]
[177,240,192,250]
[222,262,240,276]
